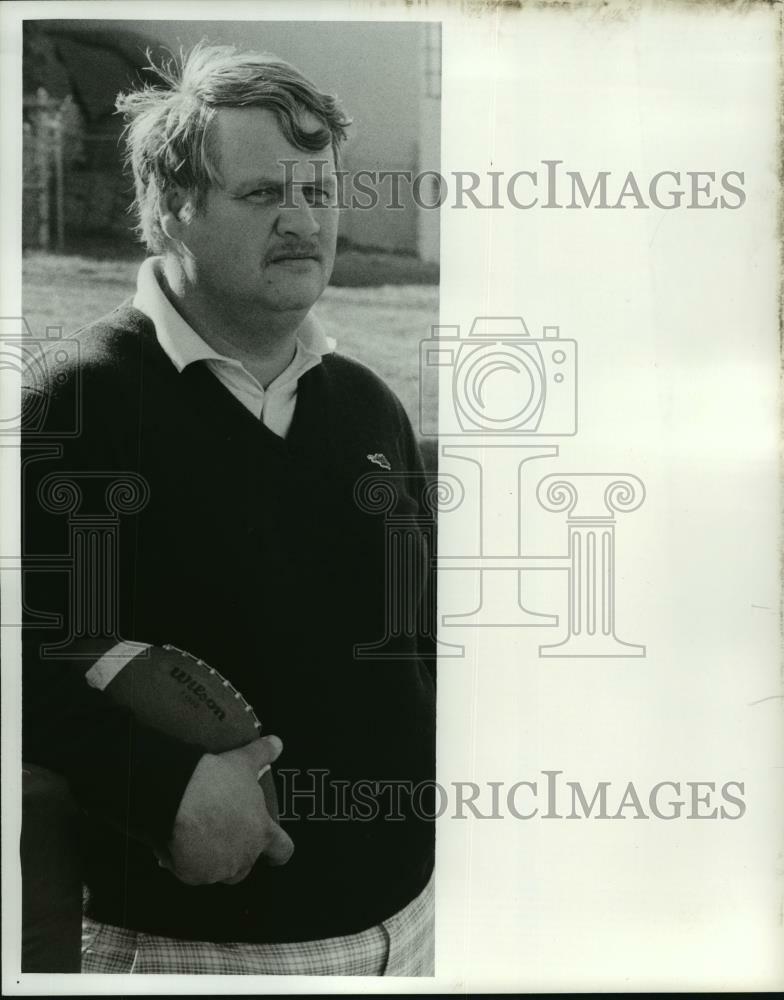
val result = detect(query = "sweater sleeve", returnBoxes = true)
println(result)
[21,381,203,849]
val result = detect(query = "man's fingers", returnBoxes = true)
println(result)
[163,736,289,887]
[224,735,283,775]
[263,822,295,867]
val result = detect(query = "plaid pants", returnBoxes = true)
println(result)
[81,874,434,976]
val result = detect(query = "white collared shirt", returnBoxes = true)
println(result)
[133,256,335,438]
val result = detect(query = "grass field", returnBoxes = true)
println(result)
[21,251,439,455]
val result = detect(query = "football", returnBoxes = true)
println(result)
[85,642,279,822]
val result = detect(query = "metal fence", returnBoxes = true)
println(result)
[23,88,66,251]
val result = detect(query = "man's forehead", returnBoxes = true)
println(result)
[210,106,334,185]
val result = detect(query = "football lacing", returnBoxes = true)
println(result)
[162,643,262,729]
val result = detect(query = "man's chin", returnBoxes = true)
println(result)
[256,281,328,313]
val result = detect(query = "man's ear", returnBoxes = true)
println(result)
[159,187,194,242]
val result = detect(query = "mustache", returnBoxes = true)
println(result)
[265,242,322,263]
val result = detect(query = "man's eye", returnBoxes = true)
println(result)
[243,185,335,206]
[303,186,334,207]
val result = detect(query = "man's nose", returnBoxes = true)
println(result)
[277,190,320,238]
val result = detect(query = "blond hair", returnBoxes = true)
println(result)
[116,42,351,251]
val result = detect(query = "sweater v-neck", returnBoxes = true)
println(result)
[124,301,327,459]
[168,337,329,462]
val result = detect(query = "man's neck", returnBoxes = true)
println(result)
[160,257,307,388]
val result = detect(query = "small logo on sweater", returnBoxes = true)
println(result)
[367,452,391,471]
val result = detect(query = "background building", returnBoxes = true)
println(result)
[22,19,441,263]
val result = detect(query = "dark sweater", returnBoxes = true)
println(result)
[22,300,436,943]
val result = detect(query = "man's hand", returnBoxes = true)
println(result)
[157,735,294,886]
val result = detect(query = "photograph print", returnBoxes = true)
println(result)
[18,16,441,978]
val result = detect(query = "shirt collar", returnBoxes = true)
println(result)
[133,256,335,375]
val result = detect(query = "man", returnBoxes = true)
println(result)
[22,43,435,976]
